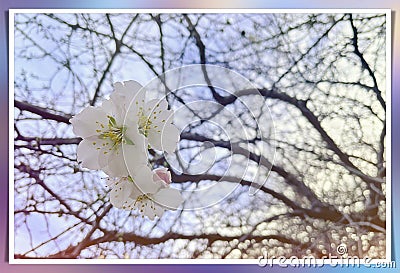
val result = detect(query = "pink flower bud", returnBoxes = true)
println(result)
[153,167,172,186]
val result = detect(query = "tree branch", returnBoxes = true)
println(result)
[15,100,71,124]
[349,14,386,109]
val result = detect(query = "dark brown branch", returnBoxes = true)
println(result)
[377,121,386,177]
[181,132,327,208]
[349,14,386,109]
[152,14,166,73]
[90,43,118,106]
[91,14,137,106]
[183,14,224,102]
[39,232,305,259]
[15,100,71,124]
[212,88,384,189]
[70,204,112,257]
[93,232,302,247]
[16,136,81,146]
[171,170,349,224]
[172,172,301,211]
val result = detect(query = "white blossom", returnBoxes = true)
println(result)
[71,80,183,218]
[107,168,183,220]
[111,80,180,154]
[107,165,156,208]
[70,94,147,177]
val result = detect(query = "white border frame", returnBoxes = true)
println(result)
[9,8,392,265]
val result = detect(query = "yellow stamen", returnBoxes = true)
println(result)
[97,116,129,149]
[137,109,153,137]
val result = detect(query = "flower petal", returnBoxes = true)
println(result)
[153,188,184,210]
[128,183,143,200]
[142,201,164,220]
[125,126,147,151]
[105,177,118,188]
[123,148,147,173]
[146,108,180,153]
[112,80,146,115]
[144,99,168,117]
[76,137,105,170]
[123,126,148,164]
[112,80,143,102]
[123,197,137,210]
[109,178,135,208]
[102,127,148,177]
[102,150,129,177]
[147,129,163,152]
[153,205,165,218]
[159,124,181,153]
[131,165,160,194]
[101,99,124,124]
[70,107,108,138]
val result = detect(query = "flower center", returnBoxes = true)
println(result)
[101,127,125,146]
[137,109,152,137]
[135,194,150,204]
[134,194,156,215]
[96,115,129,149]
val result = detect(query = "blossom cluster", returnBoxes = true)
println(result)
[70,80,183,219]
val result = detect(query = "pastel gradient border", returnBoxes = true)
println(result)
[1,1,398,272]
